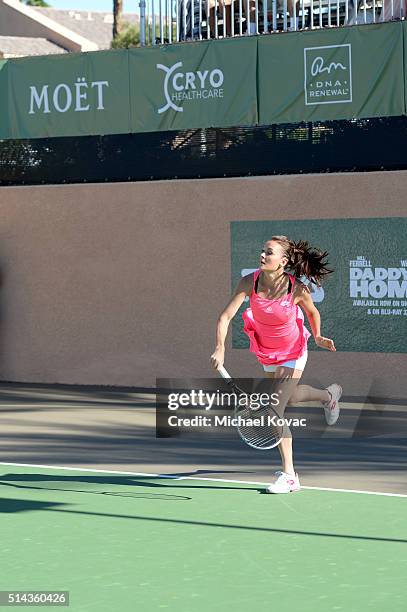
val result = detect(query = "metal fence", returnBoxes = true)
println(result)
[1,118,407,186]
[138,0,405,45]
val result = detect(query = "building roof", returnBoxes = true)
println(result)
[33,8,139,50]
[0,35,66,57]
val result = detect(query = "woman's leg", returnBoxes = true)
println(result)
[277,435,295,475]
[288,384,330,405]
[224,4,232,36]
[288,0,298,29]
[266,366,302,476]
[264,365,341,491]
[209,6,216,36]
[209,0,221,36]
[264,354,329,404]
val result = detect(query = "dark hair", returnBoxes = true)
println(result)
[270,235,333,287]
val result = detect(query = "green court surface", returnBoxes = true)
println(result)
[0,465,406,612]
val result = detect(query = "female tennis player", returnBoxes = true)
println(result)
[210,235,342,494]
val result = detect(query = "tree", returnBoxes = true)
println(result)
[111,23,140,48]
[24,0,50,6]
[113,0,123,40]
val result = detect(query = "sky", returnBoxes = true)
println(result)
[46,1,135,12]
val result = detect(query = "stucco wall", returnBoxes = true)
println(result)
[0,171,406,397]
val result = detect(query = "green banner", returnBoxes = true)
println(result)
[258,22,405,124]
[403,21,407,111]
[0,60,10,139]
[129,37,258,132]
[6,50,131,139]
[0,23,407,140]
[231,218,407,353]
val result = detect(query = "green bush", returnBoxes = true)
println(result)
[24,0,50,6]
[111,23,140,48]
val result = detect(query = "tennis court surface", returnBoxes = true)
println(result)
[0,382,406,611]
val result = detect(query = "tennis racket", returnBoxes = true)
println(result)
[217,365,283,450]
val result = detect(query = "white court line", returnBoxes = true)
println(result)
[0,402,404,409]
[0,461,406,498]
[0,405,143,409]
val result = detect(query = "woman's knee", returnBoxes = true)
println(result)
[287,390,300,405]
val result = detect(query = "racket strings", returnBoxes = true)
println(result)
[220,377,284,450]
[235,402,282,449]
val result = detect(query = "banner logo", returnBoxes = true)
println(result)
[28,79,109,115]
[157,62,224,114]
[350,256,407,317]
[304,44,352,106]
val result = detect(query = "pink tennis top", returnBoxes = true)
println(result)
[242,269,311,366]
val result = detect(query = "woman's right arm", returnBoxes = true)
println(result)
[210,275,252,370]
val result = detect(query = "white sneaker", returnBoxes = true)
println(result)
[323,384,342,425]
[265,471,301,494]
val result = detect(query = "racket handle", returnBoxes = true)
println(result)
[217,365,231,380]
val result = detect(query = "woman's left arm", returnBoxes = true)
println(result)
[296,284,336,352]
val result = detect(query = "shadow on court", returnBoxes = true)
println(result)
[1,493,406,545]
[1,381,406,494]
[0,473,262,495]
[0,498,68,513]
[0,383,154,410]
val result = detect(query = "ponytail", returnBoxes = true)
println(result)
[271,235,333,287]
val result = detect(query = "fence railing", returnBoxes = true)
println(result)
[138,0,405,45]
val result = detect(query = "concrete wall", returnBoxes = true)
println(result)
[0,170,406,397]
